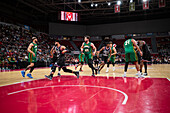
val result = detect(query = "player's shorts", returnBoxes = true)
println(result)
[51,56,58,64]
[125,52,138,62]
[94,61,99,65]
[102,56,109,64]
[28,55,36,63]
[85,54,93,63]
[110,56,115,63]
[142,52,151,61]
[56,56,66,68]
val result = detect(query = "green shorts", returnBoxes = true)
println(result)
[85,54,93,63]
[125,52,138,62]
[110,56,115,63]
[28,54,37,63]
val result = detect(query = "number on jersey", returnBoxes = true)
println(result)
[125,40,130,45]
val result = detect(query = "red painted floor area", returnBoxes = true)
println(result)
[0,76,170,113]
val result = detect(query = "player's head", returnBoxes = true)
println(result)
[105,41,112,47]
[125,36,132,40]
[84,36,90,43]
[32,37,38,43]
[55,40,60,46]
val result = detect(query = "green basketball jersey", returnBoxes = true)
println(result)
[83,42,92,55]
[124,39,135,53]
[29,42,37,57]
[111,46,116,58]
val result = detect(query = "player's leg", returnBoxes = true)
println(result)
[143,61,148,76]
[58,67,61,76]
[131,52,143,77]
[111,57,116,71]
[26,63,35,78]
[62,67,79,78]
[123,53,130,77]
[21,62,34,78]
[106,61,110,73]
[79,62,83,71]
[45,65,57,80]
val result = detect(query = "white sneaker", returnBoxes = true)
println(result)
[138,73,145,78]
[122,74,126,77]
[143,73,148,76]
[106,68,109,73]
[136,72,142,76]
[113,67,115,71]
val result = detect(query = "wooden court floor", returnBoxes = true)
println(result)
[0,64,170,87]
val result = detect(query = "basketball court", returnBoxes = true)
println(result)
[0,64,170,113]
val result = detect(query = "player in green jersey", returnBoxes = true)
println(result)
[75,53,85,71]
[81,36,98,77]
[21,37,41,78]
[107,42,117,72]
[123,36,143,78]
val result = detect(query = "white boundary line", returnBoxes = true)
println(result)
[167,78,170,81]
[8,85,128,105]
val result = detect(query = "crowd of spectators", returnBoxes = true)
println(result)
[0,23,169,71]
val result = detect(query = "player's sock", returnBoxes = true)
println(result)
[106,67,109,73]
[123,72,126,77]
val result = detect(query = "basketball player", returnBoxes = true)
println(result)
[21,37,41,78]
[80,36,97,77]
[93,53,100,69]
[97,42,111,73]
[137,40,151,76]
[108,42,117,72]
[50,41,62,76]
[75,52,85,71]
[45,40,79,80]
[123,36,143,78]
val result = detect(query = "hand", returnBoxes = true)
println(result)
[92,52,95,56]
[140,51,143,56]
[107,59,110,62]
[39,49,42,52]
[33,53,35,57]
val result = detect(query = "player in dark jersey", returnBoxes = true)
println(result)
[80,36,98,77]
[93,53,100,69]
[50,41,62,76]
[123,36,143,78]
[137,40,151,76]
[45,40,79,80]
[97,42,111,73]
[21,37,41,78]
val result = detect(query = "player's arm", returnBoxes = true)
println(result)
[111,47,117,56]
[98,47,104,54]
[61,46,69,54]
[132,39,143,56]
[50,46,55,56]
[97,47,104,57]
[80,42,84,53]
[91,43,96,55]
[27,43,35,57]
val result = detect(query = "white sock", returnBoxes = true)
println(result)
[124,72,126,74]
[137,71,140,74]
[58,71,60,73]
[107,67,109,70]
